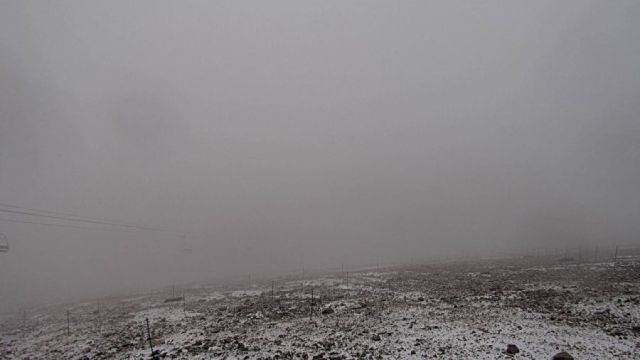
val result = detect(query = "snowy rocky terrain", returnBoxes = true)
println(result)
[1,256,639,359]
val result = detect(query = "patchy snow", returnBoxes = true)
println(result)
[2,256,639,359]
[229,289,262,297]
[132,307,200,323]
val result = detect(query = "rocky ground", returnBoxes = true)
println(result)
[1,255,639,359]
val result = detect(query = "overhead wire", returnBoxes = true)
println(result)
[0,201,146,227]
[0,201,184,235]
[0,217,140,233]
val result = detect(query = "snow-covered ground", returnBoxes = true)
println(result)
[1,256,639,359]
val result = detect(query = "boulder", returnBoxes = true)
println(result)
[506,344,520,354]
[321,306,335,315]
[552,351,574,360]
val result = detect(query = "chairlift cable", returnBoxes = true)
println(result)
[0,201,150,228]
[0,206,183,234]
[0,217,141,233]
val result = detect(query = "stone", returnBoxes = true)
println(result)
[321,306,335,315]
[552,351,574,360]
[506,344,520,354]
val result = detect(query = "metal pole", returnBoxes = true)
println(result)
[578,247,582,263]
[97,302,101,333]
[310,288,314,319]
[66,310,70,336]
[145,318,154,353]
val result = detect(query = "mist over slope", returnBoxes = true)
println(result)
[1,1,639,310]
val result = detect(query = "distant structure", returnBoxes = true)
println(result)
[0,233,9,253]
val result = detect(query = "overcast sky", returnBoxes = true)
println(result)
[1,1,639,311]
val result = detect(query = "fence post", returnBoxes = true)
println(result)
[97,301,102,333]
[309,288,314,320]
[578,247,582,263]
[145,318,154,353]
[66,310,70,336]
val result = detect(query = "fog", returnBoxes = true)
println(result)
[1,1,639,312]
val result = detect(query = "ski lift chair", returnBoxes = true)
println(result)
[0,233,8,253]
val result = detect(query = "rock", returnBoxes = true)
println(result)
[319,340,333,350]
[321,306,335,315]
[607,327,625,337]
[552,351,574,360]
[371,334,381,341]
[506,344,519,354]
